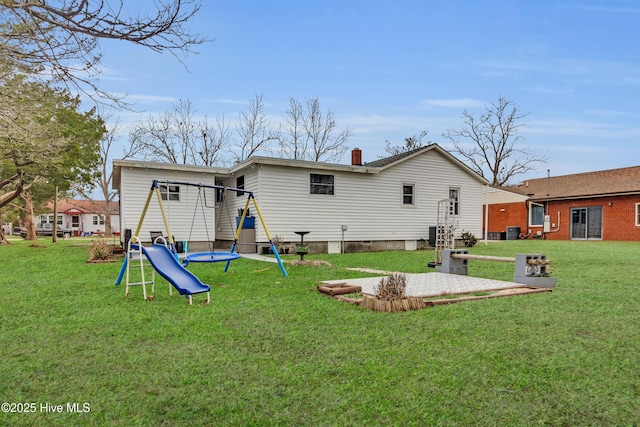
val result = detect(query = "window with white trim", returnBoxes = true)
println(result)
[159,184,180,201]
[310,173,334,195]
[57,215,63,225]
[403,184,415,205]
[636,203,640,226]
[530,203,544,226]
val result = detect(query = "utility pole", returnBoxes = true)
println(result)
[52,184,58,243]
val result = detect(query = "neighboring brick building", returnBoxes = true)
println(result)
[484,166,640,241]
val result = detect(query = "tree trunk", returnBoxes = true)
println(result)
[104,199,113,238]
[24,189,38,243]
[0,229,9,245]
[0,209,7,245]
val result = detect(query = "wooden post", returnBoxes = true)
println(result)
[450,254,516,263]
[52,184,58,243]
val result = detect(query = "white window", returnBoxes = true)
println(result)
[40,215,47,223]
[403,184,415,205]
[636,203,640,226]
[449,187,460,215]
[310,174,334,195]
[530,203,544,226]
[57,215,63,225]
[159,184,180,201]
[93,215,99,225]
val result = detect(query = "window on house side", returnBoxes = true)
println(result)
[636,203,640,226]
[57,215,63,225]
[93,215,99,225]
[159,184,180,201]
[236,176,244,197]
[403,184,415,205]
[449,188,460,215]
[310,174,335,195]
[530,203,544,226]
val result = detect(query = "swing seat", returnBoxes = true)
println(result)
[182,251,241,266]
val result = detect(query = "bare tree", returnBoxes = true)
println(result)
[303,97,351,163]
[130,99,229,166]
[280,97,352,163]
[198,115,232,167]
[279,97,306,160]
[0,1,206,102]
[130,99,195,164]
[74,119,138,237]
[234,92,279,162]
[384,131,430,156]
[443,96,545,186]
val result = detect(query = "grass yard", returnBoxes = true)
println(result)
[1,238,640,426]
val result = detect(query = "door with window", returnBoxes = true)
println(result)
[71,215,80,229]
[570,206,602,239]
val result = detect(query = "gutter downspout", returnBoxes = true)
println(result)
[483,185,489,245]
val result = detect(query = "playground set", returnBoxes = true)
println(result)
[115,179,287,305]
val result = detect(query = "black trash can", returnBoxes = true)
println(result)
[175,241,185,253]
[124,228,132,249]
[506,226,521,240]
[428,226,437,247]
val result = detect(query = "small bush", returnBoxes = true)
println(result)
[461,231,477,247]
[374,273,407,300]
[88,237,113,261]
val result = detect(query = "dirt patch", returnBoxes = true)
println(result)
[86,258,119,263]
[289,259,333,267]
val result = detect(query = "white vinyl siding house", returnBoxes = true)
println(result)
[113,160,222,245]
[114,144,488,253]
[213,145,486,252]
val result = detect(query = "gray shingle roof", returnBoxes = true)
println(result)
[364,145,432,167]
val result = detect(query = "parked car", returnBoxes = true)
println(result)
[13,226,27,236]
[21,223,73,238]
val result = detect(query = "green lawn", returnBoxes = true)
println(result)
[1,238,639,426]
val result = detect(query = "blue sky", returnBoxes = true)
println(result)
[97,1,640,183]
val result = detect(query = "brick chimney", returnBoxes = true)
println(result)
[351,147,362,166]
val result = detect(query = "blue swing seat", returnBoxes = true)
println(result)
[182,251,240,267]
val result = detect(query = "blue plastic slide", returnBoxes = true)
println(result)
[137,243,210,296]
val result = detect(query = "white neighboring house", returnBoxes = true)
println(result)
[37,199,120,236]
[113,144,489,253]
